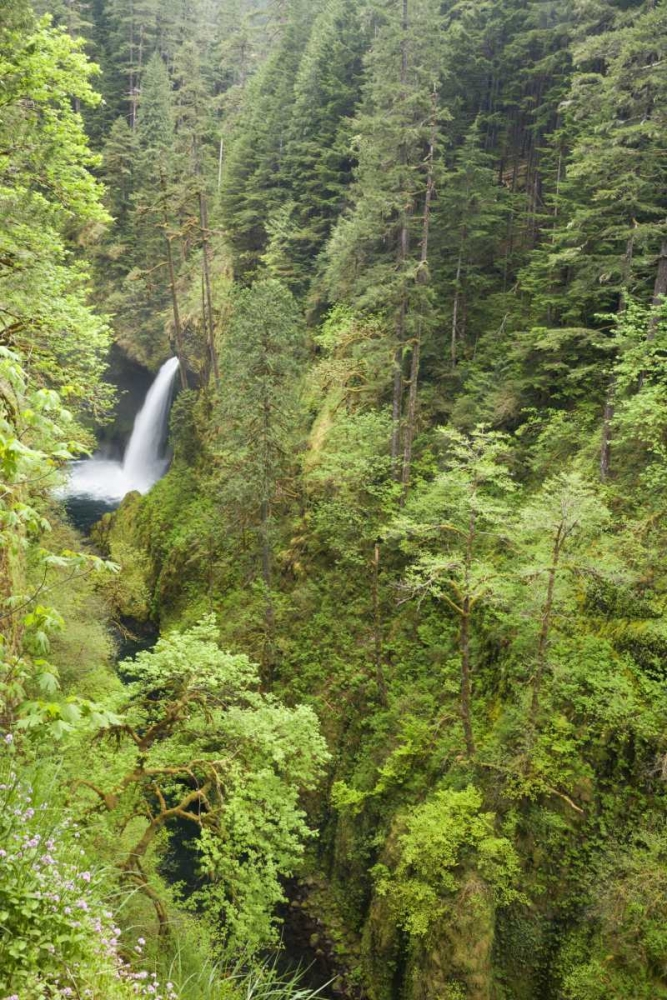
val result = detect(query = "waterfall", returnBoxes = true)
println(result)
[64,357,180,502]
[122,357,180,486]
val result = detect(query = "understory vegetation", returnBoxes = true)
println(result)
[2,0,667,997]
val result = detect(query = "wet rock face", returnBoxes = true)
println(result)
[90,493,153,623]
[279,878,367,1000]
[99,346,155,458]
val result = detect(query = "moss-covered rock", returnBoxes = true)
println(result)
[92,492,152,622]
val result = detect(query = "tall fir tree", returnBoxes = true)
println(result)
[437,118,508,369]
[215,279,306,666]
[323,0,445,487]
[261,0,369,294]
[219,0,323,279]
[523,0,667,325]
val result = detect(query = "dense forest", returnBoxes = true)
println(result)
[2,0,667,997]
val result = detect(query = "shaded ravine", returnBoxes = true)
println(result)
[62,358,344,997]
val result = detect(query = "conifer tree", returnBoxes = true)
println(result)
[32,0,93,42]
[211,0,270,95]
[265,0,368,293]
[524,1,667,325]
[323,0,445,484]
[215,279,306,657]
[437,118,507,369]
[105,0,160,127]
[219,0,322,279]
[173,39,221,382]
[99,116,136,267]
[124,51,186,371]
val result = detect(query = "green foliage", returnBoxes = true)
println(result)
[0,347,118,734]
[219,0,322,280]
[560,829,667,999]
[437,117,508,367]
[523,1,667,322]
[213,278,306,595]
[604,300,667,496]
[264,0,368,291]
[390,427,516,754]
[0,6,112,417]
[8,0,667,997]
[0,747,325,1000]
[75,616,329,957]
[0,750,141,999]
[373,786,523,938]
[323,0,444,323]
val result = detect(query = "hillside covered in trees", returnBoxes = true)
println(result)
[2,0,667,997]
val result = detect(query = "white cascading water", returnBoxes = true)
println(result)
[64,357,181,502]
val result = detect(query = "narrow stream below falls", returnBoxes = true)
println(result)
[62,352,342,998]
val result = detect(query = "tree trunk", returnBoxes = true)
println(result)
[199,190,220,383]
[164,235,187,388]
[401,0,408,77]
[401,88,437,498]
[372,542,388,707]
[391,0,410,479]
[525,78,544,248]
[460,597,475,759]
[502,125,519,291]
[601,233,635,478]
[390,337,405,477]
[599,385,614,482]
[159,172,187,387]
[451,247,463,369]
[460,508,476,758]
[530,527,562,727]
[648,238,667,342]
[200,274,210,384]
[129,0,137,129]
[260,362,275,672]
[260,499,271,590]
[551,141,563,241]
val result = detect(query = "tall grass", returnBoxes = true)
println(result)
[162,936,332,1000]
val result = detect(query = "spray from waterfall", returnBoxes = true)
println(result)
[64,357,181,502]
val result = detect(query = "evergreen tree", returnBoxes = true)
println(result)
[7,0,667,994]
[524,1,667,324]
[173,38,221,381]
[32,0,94,42]
[437,118,508,369]
[215,279,306,652]
[219,0,322,279]
[124,51,186,370]
[211,0,267,94]
[135,49,174,164]
[98,116,137,269]
[105,0,160,127]
[323,0,445,486]
[263,0,368,293]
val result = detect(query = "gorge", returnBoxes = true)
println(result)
[2,1,667,999]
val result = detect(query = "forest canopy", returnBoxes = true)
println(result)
[2,0,667,998]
